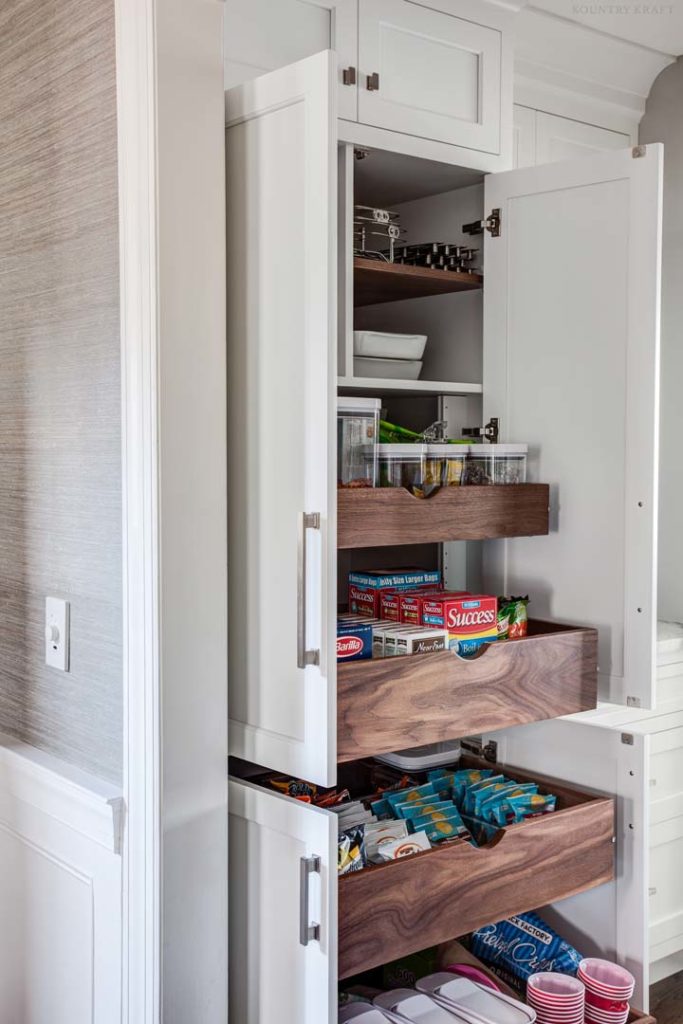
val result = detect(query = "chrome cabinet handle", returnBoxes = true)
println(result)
[299,855,321,946]
[366,72,380,91]
[297,512,321,669]
[342,66,357,86]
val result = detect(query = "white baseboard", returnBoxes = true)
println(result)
[0,733,122,1023]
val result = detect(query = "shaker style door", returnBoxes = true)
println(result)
[483,145,662,710]
[226,51,337,785]
[229,779,337,1024]
[358,0,502,153]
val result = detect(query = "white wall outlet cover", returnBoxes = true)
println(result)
[45,597,70,672]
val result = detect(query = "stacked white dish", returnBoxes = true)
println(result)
[354,331,427,380]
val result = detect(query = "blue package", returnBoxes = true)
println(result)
[348,569,441,590]
[471,911,583,986]
[336,620,373,662]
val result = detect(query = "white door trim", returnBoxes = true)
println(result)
[113,0,161,1020]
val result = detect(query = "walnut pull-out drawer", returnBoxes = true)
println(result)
[338,766,614,979]
[338,622,598,762]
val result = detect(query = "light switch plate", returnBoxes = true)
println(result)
[45,597,70,672]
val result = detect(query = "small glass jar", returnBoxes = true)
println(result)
[375,444,441,498]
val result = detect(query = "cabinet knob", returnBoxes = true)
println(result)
[366,72,380,91]
[342,66,356,86]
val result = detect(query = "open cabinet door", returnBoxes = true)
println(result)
[487,720,650,1010]
[483,146,662,709]
[226,52,337,784]
[229,779,337,1023]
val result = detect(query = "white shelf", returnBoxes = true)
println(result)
[337,376,483,397]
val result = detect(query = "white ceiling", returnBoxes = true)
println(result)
[529,0,683,57]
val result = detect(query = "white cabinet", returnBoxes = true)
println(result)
[483,145,662,709]
[226,53,337,785]
[229,779,337,1023]
[513,104,632,169]
[357,0,503,154]
[226,49,663,1023]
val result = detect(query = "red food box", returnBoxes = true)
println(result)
[399,588,461,625]
[379,591,402,622]
[421,594,498,656]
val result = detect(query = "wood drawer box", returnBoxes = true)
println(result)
[337,622,598,763]
[337,484,550,548]
[338,762,614,979]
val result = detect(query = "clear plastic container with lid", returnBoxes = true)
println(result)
[462,443,528,485]
[374,443,442,498]
[337,397,380,488]
[428,443,470,487]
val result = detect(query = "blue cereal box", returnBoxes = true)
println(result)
[336,620,373,662]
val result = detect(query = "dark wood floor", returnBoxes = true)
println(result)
[651,972,683,1023]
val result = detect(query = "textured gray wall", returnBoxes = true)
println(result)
[640,58,683,625]
[0,0,122,781]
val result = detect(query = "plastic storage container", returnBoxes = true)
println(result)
[375,444,442,498]
[374,741,461,771]
[354,330,428,360]
[429,443,470,487]
[354,356,423,380]
[463,444,528,485]
[337,397,380,488]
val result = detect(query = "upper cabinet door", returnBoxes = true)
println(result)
[358,0,502,153]
[483,145,662,710]
[535,112,632,164]
[229,779,337,1024]
[226,52,337,786]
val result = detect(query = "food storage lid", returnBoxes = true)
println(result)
[469,443,528,455]
[337,396,381,413]
[428,443,470,456]
[376,443,428,459]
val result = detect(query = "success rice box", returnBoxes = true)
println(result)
[421,594,498,656]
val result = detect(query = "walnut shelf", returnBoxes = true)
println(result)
[354,256,483,306]
[337,621,598,763]
[337,484,550,548]
[338,757,615,979]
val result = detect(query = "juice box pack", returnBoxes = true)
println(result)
[348,568,441,618]
[421,594,498,656]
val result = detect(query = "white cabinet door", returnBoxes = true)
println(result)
[229,779,337,1024]
[483,145,662,709]
[536,112,631,164]
[487,719,650,1009]
[513,104,536,168]
[358,0,502,153]
[226,52,337,785]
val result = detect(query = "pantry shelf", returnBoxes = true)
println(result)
[338,756,614,979]
[354,256,483,306]
[337,483,550,548]
[337,621,598,763]
[338,376,483,397]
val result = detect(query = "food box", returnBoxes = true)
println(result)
[421,595,498,656]
[385,627,449,657]
[336,620,373,662]
[400,590,467,625]
[349,569,442,618]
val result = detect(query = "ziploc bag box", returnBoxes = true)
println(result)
[422,594,498,656]
[348,568,442,617]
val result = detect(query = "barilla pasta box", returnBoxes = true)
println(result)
[336,620,373,662]
[400,589,467,625]
[422,594,498,656]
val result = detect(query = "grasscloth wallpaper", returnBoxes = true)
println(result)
[0,0,122,781]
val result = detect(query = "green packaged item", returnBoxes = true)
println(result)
[497,595,530,640]
[379,419,423,444]
[462,813,501,846]
[493,792,557,826]
[417,818,472,845]
[428,768,494,803]
[409,806,467,832]
[370,797,394,819]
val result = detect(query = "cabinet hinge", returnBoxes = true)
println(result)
[462,737,498,763]
[462,208,501,238]
[632,145,647,159]
[462,417,499,444]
